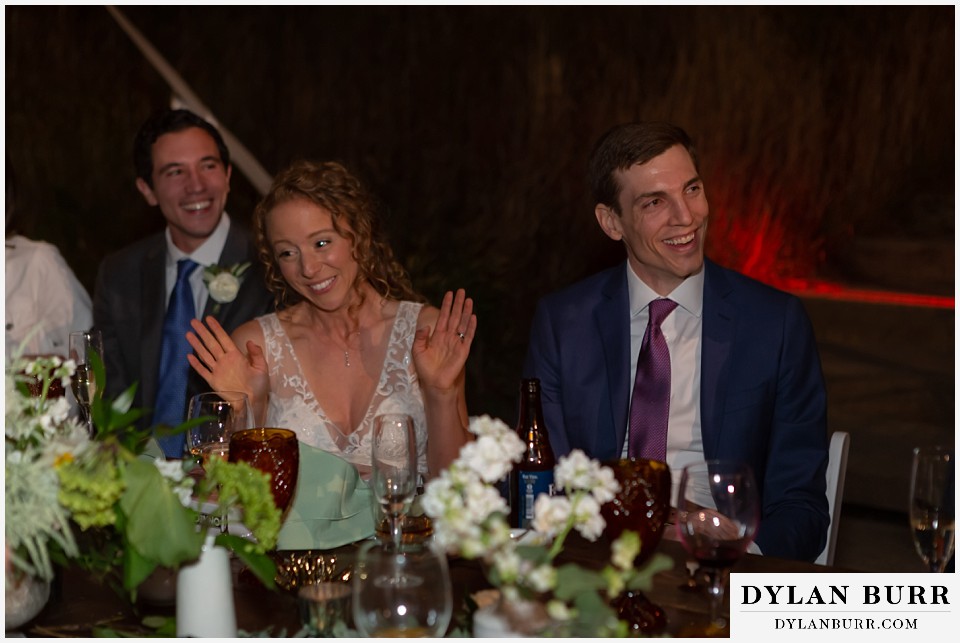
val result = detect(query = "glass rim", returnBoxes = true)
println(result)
[231,427,297,439]
[913,445,953,457]
[191,390,250,402]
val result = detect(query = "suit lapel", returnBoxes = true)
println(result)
[139,239,167,410]
[595,264,630,456]
[203,223,252,325]
[700,259,735,459]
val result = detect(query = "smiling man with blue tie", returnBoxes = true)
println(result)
[522,122,829,562]
[93,109,273,457]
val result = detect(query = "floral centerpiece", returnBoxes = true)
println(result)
[4,344,281,609]
[421,415,672,637]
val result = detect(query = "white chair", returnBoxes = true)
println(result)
[816,430,850,566]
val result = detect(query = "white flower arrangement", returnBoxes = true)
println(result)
[4,343,282,596]
[421,415,673,637]
[202,262,250,312]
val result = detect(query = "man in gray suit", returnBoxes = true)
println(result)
[94,109,273,454]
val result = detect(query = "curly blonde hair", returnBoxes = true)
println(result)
[253,160,424,311]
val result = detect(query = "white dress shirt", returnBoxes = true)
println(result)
[621,264,705,507]
[5,235,93,357]
[620,264,764,554]
[163,213,231,315]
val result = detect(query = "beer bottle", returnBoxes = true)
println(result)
[513,378,556,529]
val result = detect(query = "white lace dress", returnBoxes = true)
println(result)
[257,301,428,476]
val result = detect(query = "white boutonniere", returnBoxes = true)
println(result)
[202,262,251,313]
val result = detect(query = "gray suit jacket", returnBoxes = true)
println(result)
[93,222,274,429]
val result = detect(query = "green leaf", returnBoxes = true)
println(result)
[553,562,607,601]
[119,459,204,570]
[625,552,673,592]
[215,533,276,589]
[515,543,551,565]
[121,538,157,596]
[570,591,621,637]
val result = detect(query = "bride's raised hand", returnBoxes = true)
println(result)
[412,289,477,393]
[186,316,269,404]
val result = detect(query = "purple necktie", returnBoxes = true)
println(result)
[628,298,678,461]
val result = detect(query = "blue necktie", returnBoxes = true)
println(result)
[154,258,199,457]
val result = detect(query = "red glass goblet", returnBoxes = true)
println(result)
[600,457,672,634]
[228,428,300,513]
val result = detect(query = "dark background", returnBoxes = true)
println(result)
[5,5,954,439]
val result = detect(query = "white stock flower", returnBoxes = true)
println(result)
[458,435,516,482]
[571,494,606,541]
[208,272,241,304]
[555,449,620,504]
[590,465,620,504]
[526,563,558,593]
[532,494,571,537]
[611,532,640,571]
[154,458,187,483]
[464,479,509,520]
[493,548,522,584]
[467,414,510,438]
[546,599,575,621]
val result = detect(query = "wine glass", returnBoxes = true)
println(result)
[909,446,955,572]
[675,461,759,635]
[186,392,253,470]
[600,457,672,634]
[372,414,418,551]
[68,330,104,436]
[352,540,452,637]
[229,427,300,515]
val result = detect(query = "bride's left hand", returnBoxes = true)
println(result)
[412,289,476,393]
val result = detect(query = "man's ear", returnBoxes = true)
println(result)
[595,204,623,241]
[135,177,158,207]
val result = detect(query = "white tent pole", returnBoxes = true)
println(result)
[105,5,273,196]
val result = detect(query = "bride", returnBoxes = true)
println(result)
[186,160,475,479]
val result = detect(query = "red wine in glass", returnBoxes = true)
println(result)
[676,460,759,635]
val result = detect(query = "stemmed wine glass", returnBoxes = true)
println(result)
[68,329,104,436]
[675,461,759,636]
[186,391,253,470]
[352,539,452,637]
[372,414,418,551]
[909,446,955,572]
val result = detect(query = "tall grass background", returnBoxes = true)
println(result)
[5,5,953,420]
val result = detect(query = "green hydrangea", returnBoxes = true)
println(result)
[57,450,125,529]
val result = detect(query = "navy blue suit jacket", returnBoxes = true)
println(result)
[522,259,829,561]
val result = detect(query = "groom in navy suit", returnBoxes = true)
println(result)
[523,122,829,561]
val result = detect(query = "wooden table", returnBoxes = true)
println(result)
[23,536,845,637]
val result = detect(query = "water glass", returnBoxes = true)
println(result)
[186,391,252,468]
[909,446,955,572]
[352,540,452,637]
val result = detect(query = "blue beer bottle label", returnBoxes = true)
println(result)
[517,470,554,529]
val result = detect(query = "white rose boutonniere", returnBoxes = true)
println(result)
[202,262,251,314]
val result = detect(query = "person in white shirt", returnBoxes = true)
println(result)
[5,162,93,358]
